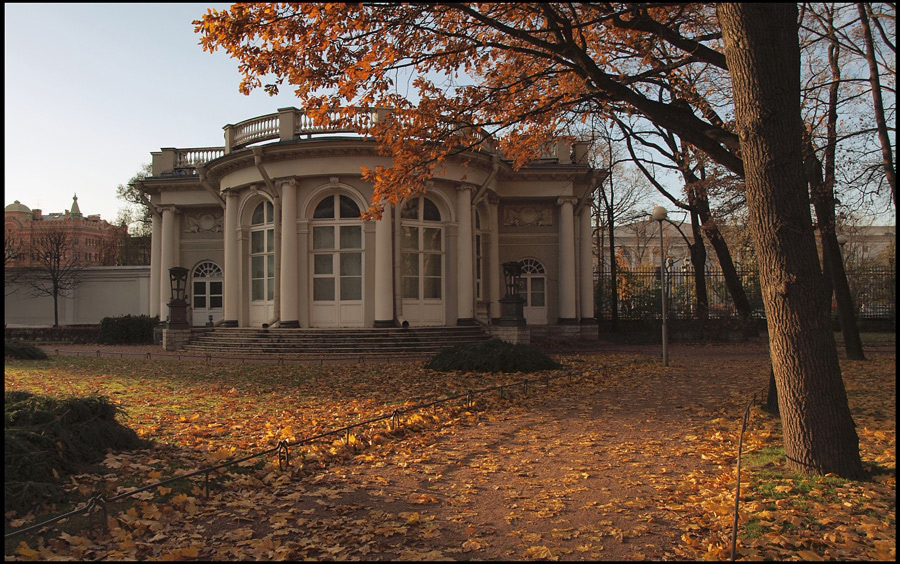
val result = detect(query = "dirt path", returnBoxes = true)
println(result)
[184,344,774,560]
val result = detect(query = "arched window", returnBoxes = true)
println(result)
[518,258,547,324]
[401,196,443,300]
[192,261,223,325]
[250,201,275,303]
[309,192,365,326]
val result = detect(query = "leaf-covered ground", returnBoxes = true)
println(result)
[4,343,895,560]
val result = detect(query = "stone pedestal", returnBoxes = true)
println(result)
[162,328,192,351]
[498,296,526,327]
[489,325,530,345]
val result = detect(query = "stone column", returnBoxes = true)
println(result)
[149,212,161,319]
[456,185,475,324]
[158,206,176,320]
[487,194,502,322]
[374,203,395,327]
[279,181,299,327]
[579,204,595,321]
[557,197,578,323]
[222,191,240,327]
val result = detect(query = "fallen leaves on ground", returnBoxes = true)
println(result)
[4,344,895,560]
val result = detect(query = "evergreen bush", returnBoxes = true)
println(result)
[98,314,157,344]
[425,338,561,373]
[4,339,48,360]
[4,392,151,514]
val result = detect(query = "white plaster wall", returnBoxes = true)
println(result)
[5,267,151,326]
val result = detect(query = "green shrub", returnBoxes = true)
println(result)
[98,314,158,345]
[4,392,151,514]
[4,339,48,360]
[426,338,561,373]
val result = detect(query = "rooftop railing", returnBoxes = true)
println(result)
[151,107,589,177]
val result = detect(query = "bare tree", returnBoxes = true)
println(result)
[24,226,85,327]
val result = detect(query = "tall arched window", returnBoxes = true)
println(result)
[310,193,364,326]
[400,196,445,325]
[250,200,275,303]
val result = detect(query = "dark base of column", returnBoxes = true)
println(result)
[373,319,395,328]
[456,317,478,326]
[490,317,501,325]
[280,320,300,328]
[580,317,597,325]
[221,320,239,327]
[557,317,579,325]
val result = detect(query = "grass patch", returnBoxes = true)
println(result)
[425,339,562,373]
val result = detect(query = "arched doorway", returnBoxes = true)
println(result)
[400,196,445,326]
[309,193,365,327]
[191,261,223,326]
[518,258,547,325]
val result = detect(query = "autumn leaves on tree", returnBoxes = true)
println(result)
[194,3,881,479]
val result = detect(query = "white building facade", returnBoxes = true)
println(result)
[138,108,604,335]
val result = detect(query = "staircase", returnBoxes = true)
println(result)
[182,326,491,359]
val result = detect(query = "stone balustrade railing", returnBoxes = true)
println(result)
[151,107,590,177]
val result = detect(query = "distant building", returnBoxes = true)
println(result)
[4,195,126,267]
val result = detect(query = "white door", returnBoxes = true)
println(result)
[310,194,365,327]
[518,258,547,325]
[249,201,275,326]
[191,261,223,326]
[400,196,445,326]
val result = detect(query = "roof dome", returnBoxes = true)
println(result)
[5,200,31,213]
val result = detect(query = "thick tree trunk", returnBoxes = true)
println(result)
[718,3,864,479]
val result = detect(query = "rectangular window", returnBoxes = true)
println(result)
[340,225,362,249]
[313,278,335,301]
[251,230,265,253]
[313,226,335,250]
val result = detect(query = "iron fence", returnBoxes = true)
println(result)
[596,267,895,321]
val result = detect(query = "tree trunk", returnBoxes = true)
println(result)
[688,207,709,319]
[718,3,864,479]
[765,367,779,416]
[804,141,865,360]
[857,3,897,209]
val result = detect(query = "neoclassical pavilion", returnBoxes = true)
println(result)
[138,107,603,337]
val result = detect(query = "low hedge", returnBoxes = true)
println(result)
[98,315,158,345]
[4,340,48,360]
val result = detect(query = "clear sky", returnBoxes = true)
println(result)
[4,3,305,224]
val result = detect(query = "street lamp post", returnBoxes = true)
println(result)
[651,206,669,366]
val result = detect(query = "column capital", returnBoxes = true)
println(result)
[456,182,478,193]
[486,193,501,205]
[557,196,578,207]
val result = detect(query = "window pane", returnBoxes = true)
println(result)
[402,277,418,299]
[193,282,206,296]
[252,279,264,301]
[313,278,335,301]
[401,226,418,250]
[424,228,442,251]
[401,252,418,276]
[251,203,264,225]
[423,198,441,221]
[532,278,545,292]
[313,226,334,250]
[340,277,362,300]
[267,278,274,300]
[265,201,274,223]
[340,225,362,249]
[313,196,334,219]
[266,228,274,252]
[314,254,333,275]
[400,199,417,219]
[424,277,442,299]
[209,282,222,295]
[251,256,265,279]
[267,255,275,277]
[251,230,264,253]
[423,253,441,276]
[531,292,545,307]
[340,253,361,276]
[193,296,206,308]
[210,296,223,308]
[475,210,481,229]
[339,195,360,218]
